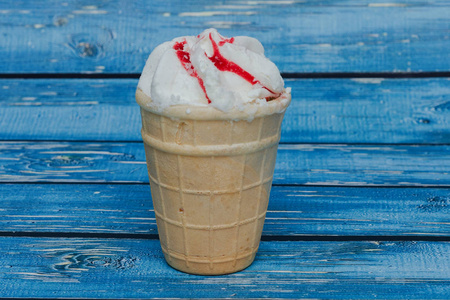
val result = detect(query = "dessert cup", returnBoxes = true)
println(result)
[136,88,290,275]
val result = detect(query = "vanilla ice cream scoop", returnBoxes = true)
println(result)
[138,28,288,112]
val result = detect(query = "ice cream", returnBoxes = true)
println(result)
[136,28,290,275]
[137,28,290,113]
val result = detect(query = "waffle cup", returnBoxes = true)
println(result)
[136,89,290,275]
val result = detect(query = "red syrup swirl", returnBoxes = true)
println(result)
[173,35,280,105]
[218,37,235,46]
[173,40,211,103]
[207,33,279,98]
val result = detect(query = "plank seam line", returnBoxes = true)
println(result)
[0,232,448,241]
[283,72,450,79]
[0,139,145,144]
[0,72,449,79]
[261,235,450,242]
[0,182,449,188]
[1,140,450,147]
[279,142,450,146]
[0,298,134,300]
[0,298,169,300]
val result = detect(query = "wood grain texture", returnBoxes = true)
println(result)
[1,0,449,73]
[1,78,449,143]
[0,142,449,186]
[0,184,448,236]
[1,1,449,298]
[0,237,448,299]
[0,79,140,141]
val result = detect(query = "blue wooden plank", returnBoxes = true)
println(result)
[1,78,449,143]
[0,0,449,73]
[0,79,140,141]
[0,237,448,299]
[0,142,449,186]
[0,184,448,236]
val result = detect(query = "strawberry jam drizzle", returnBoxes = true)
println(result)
[207,33,278,96]
[218,37,235,46]
[173,40,211,103]
[173,35,279,104]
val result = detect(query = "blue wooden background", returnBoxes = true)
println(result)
[0,0,449,299]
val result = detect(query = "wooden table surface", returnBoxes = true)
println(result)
[1,0,449,299]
